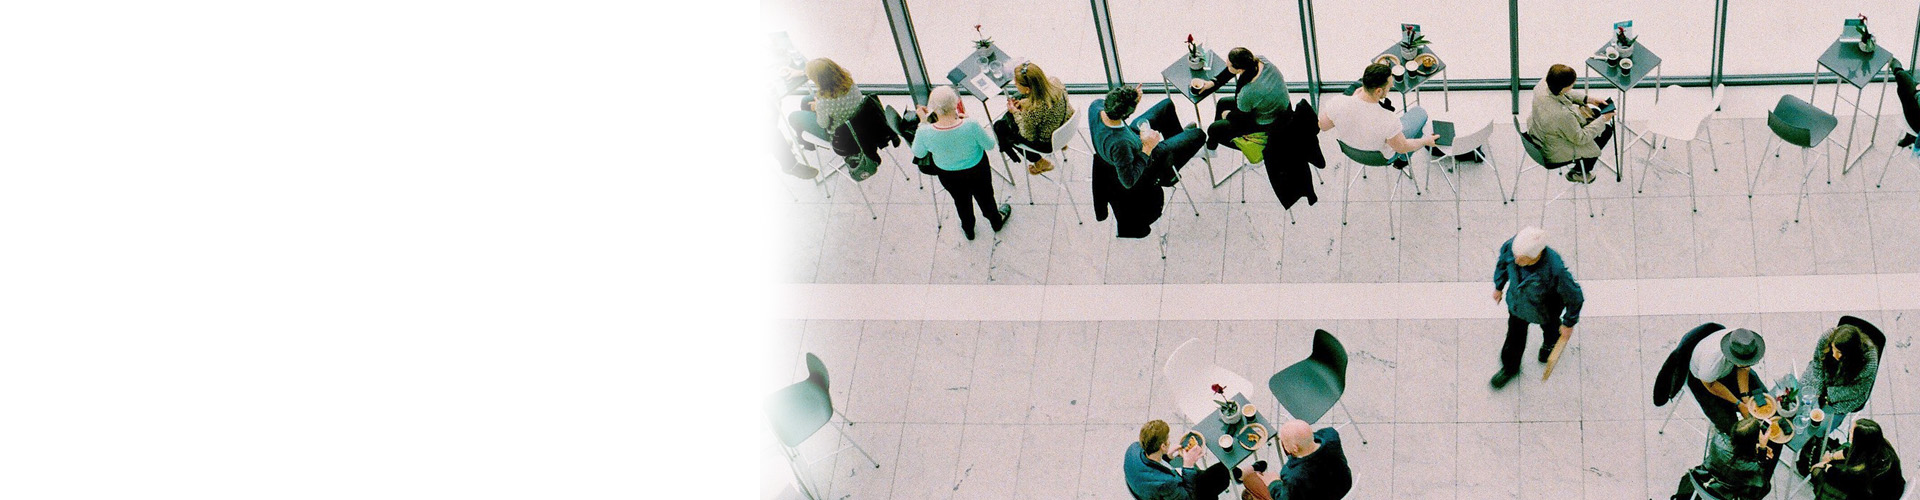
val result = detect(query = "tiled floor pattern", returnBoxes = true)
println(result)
[768,90,1920,499]
[764,315,1920,500]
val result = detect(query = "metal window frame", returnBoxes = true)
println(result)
[882,0,931,106]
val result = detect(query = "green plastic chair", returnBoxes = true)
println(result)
[1750,94,1838,223]
[1267,329,1370,444]
[1336,140,1419,241]
[766,353,877,499]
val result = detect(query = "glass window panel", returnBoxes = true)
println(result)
[1725,1,1916,76]
[909,0,1105,85]
[1313,1,1510,82]
[764,0,906,85]
[1514,0,1715,83]
[1107,0,1308,88]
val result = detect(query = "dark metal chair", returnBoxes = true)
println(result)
[1749,95,1838,223]
[1267,329,1369,444]
[1653,322,1726,438]
[766,353,878,499]
[1513,116,1596,220]
[1336,140,1419,241]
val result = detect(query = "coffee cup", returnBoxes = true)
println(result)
[1810,408,1826,424]
[1241,404,1258,418]
[1605,47,1620,60]
[1619,59,1634,71]
[1217,434,1234,449]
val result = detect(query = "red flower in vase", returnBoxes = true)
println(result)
[1210,383,1225,395]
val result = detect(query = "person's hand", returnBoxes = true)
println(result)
[1425,135,1442,147]
[1558,325,1573,338]
[1738,396,1757,416]
[1133,85,1146,100]
[1141,129,1163,152]
[1599,111,1616,123]
[1190,78,1210,91]
[915,105,931,119]
[1178,443,1203,464]
[1493,289,1503,303]
[804,101,815,112]
[1588,96,1606,106]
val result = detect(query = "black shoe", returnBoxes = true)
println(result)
[1490,369,1518,389]
[1392,158,1410,169]
[1538,342,1555,363]
[1427,146,1445,157]
[963,226,976,241]
[1251,460,1268,473]
[991,204,1012,231]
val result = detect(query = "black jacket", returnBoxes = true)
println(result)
[1092,147,1166,239]
[1268,99,1326,209]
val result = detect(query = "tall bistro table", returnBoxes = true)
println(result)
[1583,39,1663,183]
[1168,393,1276,471]
[1775,372,1853,498]
[1371,43,1450,112]
[1159,49,1233,187]
[1811,23,1894,174]
[946,44,1024,185]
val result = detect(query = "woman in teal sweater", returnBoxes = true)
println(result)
[912,85,1011,241]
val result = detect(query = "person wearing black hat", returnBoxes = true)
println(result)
[1688,327,1767,432]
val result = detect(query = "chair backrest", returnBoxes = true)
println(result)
[1837,315,1888,357]
[1513,116,1551,167]
[842,94,892,149]
[1050,106,1081,151]
[804,352,830,394]
[1162,338,1214,421]
[1308,329,1349,389]
[1766,109,1814,149]
[1687,468,1725,500]
[1336,140,1395,167]
[1446,117,1496,154]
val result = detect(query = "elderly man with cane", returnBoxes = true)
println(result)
[1489,227,1585,389]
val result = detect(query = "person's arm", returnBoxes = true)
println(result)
[1385,132,1438,154]
[911,123,931,159]
[1191,69,1238,100]
[816,94,837,128]
[1318,112,1335,131]
[1556,263,1584,327]
[1539,105,1606,150]
[1702,379,1741,404]
[973,122,996,153]
[1493,239,1514,292]
[1894,59,1920,135]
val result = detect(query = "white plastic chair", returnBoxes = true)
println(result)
[1162,337,1261,427]
[1429,115,1496,231]
[1637,84,1724,213]
[1014,106,1091,225]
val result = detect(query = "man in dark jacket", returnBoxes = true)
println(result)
[1122,419,1232,500]
[1090,85,1205,238]
[1490,226,1585,389]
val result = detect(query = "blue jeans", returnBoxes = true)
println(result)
[1393,106,1429,162]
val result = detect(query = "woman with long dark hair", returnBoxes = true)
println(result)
[992,61,1069,175]
[1811,419,1907,499]
[1801,324,1881,413]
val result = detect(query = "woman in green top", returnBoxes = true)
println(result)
[992,62,1070,175]
[913,85,1011,241]
[786,58,879,173]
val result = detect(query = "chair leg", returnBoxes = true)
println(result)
[1687,142,1698,213]
[830,421,881,468]
[1705,122,1720,173]
[1338,400,1370,444]
[1510,152,1526,203]
[783,443,825,500]
[1389,167,1400,241]
[1341,160,1360,226]
[1749,136,1776,198]
[1875,140,1907,188]
[852,178,878,220]
[1794,148,1815,223]
[1656,397,1685,435]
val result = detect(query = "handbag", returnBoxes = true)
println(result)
[915,153,942,176]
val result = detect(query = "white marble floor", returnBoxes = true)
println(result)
[766,88,1920,499]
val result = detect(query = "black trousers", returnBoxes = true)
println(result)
[992,113,1051,163]
[1500,308,1562,375]
[1189,463,1233,499]
[1558,123,1616,175]
[936,156,1003,232]
[1206,97,1276,150]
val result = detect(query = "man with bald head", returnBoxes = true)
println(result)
[1489,226,1585,389]
[1261,419,1351,499]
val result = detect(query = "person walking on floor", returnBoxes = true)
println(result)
[1489,226,1585,389]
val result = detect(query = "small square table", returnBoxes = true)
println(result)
[1372,43,1450,112]
[946,44,1024,184]
[1811,23,1894,173]
[1584,40,1664,183]
[1159,50,1231,186]
[1776,373,1851,455]
[1178,393,1273,469]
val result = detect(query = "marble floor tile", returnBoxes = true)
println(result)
[1221,203,1287,284]
[1750,193,1819,276]
[844,320,921,423]
[889,423,964,499]
[1026,322,1096,425]
[1336,202,1401,282]
[1580,419,1645,500]
[823,422,903,500]
[1085,321,1159,425]
[1868,192,1920,274]
[872,201,939,284]
[1014,423,1084,500]
[1690,195,1759,278]
[1161,203,1230,284]
[1393,422,1458,500]
[1631,196,1699,279]
[1044,203,1109,285]
[952,423,1025,499]
[965,321,1040,425]
[1806,192,1876,275]
[1517,421,1583,500]
[1456,421,1520,500]
[1396,319,1460,423]
[986,204,1055,284]
[904,321,978,424]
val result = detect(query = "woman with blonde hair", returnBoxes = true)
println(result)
[912,85,1011,241]
[992,61,1070,175]
[786,58,879,172]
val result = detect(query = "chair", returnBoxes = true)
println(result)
[1014,106,1091,225]
[1749,94,1838,223]
[1429,115,1497,230]
[1162,338,1261,427]
[1514,116,1598,222]
[1638,84,1724,213]
[1268,329,1369,444]
[1337,140,1421,241]
[766,353,879,500]
[1654,323,1726,439]
[797,96,911,220]
[1685,468,1727,500]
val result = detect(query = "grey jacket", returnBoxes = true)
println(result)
[1493,237,1585,327]
[1527,78,1608,165]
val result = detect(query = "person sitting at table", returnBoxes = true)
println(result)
[1527,64,1615,184]
[1672,417,1784,500]
[1810,419,1908,499]
[1122,419,1234,500]
[991,61,1071,175]
[1689,327,1768,434]
[1259,419,1353,500]
[1189,47,1290,157]
[1319,63,1439,168]
[1800,323,1882,414]
[1089,85,1207,238]
[913,85,1012,241]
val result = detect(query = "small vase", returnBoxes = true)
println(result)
[1860,37,1877,53]
[1617,44,1635,60]
[1188,53,1204,71]
[1776,398,1799,418]
[1219,406,1242,425]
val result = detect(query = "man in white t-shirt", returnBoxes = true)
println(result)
[1318,63,1438,167]
[1688,327,1767,432]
